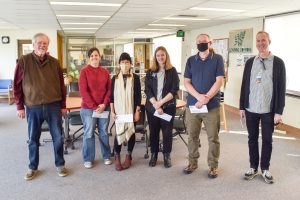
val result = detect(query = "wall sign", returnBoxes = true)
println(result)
[229,28,253,53]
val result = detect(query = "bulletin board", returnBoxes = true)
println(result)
[212,38,229,86]
[212,38,229,64]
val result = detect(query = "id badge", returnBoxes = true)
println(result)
[256,72,262,83]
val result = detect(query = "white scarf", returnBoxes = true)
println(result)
[114,72,135,145]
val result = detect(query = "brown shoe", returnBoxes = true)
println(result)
[183,164,197,174]
[114,155,123,171]
[208,167,218,178]
[122,154,132,169]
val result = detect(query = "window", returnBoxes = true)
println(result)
[265,13,300,96]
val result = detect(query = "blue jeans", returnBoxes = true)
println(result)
[26,102,65,170]
[80,108,111,162]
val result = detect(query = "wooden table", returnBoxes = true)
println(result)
[66,97,82,110]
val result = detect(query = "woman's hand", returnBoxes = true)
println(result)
[134,111,141,122]
[96,104,105,113]
[111,112,117,121]
[153,100,162,110]
[156,108,164,115]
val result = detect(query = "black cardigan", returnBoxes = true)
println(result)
[239,56,286,115]
[110,73,141,112]
[144,67,179,114]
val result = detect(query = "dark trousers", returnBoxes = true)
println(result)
[245,110,274,171]
[146,110,174,154]
[114,134,136,154]
[26,102,65,170]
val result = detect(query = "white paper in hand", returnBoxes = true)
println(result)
[154,111,172,122]
[189,105,208,113]
[92,111,109,118]
[116,114,133,123]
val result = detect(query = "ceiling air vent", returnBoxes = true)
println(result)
[176,15,199,18]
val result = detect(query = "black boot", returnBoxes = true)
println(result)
[164,153,172,168]
[149,153,158,167]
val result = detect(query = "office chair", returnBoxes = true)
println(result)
[41,120,69,154]
[172,108,188,147]
[135,105,149,159]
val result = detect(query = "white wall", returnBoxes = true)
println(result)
[0,29,58,79]
[182,17,300,129]
[153,34,182,73]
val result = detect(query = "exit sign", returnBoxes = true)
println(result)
[176,30,185,37]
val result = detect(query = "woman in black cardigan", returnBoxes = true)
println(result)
[145,46,179,168]
[110,52,141,171]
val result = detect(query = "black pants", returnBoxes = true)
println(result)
[146,109,175,154]
[245,111,274,171]
[114,134,136,154]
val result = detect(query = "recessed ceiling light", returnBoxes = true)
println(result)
[190,7,244,12]
[57,15,109,18]
[50,1,121,7]
[148,24,186,27]
[164,17,209,21]
[64,28,98,30]
[137,28,172,31]
[60,22,103,25]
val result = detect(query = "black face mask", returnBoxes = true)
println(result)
[197,43,209,52]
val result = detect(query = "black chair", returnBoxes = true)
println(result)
[41,120,69,154]
[172,108,188,147]
[135,105,149,159]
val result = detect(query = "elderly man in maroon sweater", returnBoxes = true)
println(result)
[14,33,68,180]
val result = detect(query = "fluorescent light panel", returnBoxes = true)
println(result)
[64,27,98,30]
[50,1,121,7]
[128,31,156,34]
[148,23,186,27]
[57,15,109,18]
[164,17,209,21]
[190,7,244,12]
[60,22,103,25]
[137,28,172,31]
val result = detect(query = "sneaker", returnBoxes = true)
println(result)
[208,167,218,178]
[24,169,36,180]
[57,166,68,177]
[244,168,258,180]
[262,170,274,184]
[104,159,112,165]
[84,162,93,169]
[183,164,198,174]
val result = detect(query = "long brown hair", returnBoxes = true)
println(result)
[150,46,172,71]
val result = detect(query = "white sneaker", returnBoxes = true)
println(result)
[84,162,93,169]
[104,159,112,165]
[262,170,274,184]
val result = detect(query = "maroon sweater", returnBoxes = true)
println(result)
[79,65,111,110]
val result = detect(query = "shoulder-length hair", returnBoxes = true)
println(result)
[150,46,172,71]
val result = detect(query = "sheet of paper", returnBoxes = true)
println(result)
[154,111,172,122]
[116,114,133,123]
[92,111,109,118]
[189,105,208,113]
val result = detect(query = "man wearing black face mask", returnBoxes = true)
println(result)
[183,33,224,178]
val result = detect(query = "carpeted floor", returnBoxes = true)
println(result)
[0,103,299,200]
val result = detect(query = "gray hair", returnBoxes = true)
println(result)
[32,33,50,44]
